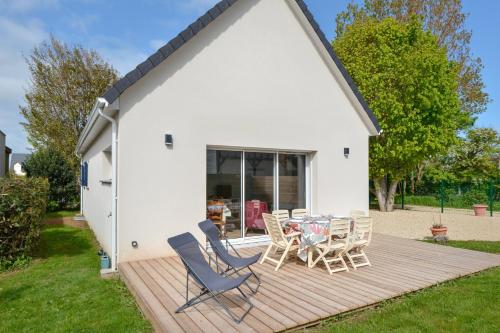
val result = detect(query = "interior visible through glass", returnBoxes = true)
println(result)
[207,149,307,240]
[244,152,275,237]
[279,154,306,211]
[206,150,242,239]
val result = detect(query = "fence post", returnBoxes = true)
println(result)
[440,180,444,214]
[401,179,405,210]
[489,179,494,217]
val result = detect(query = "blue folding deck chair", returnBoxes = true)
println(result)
[198,219,261,293]
[167,232,254,323]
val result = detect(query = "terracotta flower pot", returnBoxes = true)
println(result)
[473,204,488,216]
[430,226,448,236]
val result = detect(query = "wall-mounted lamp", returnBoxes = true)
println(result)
[344,147,350,158]
[165,134,173,146]
[131,241,138,248]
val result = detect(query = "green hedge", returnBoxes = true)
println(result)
[0,177,49,269]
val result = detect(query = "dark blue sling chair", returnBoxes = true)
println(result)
[198,219,261,293]
[167,232,254,323]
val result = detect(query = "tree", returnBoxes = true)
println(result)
[23,148,79,211]
[334,18,465,211]
[20,37,118,172]
[336,0,489,121]
[428,128,500,182]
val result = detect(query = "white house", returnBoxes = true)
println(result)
[76,0,380,270]
[10,153,29,176]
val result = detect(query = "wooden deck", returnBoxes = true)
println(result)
[119,234,500,332]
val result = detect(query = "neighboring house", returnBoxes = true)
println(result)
[0,130,11,177]
[77,0,380,269]
[10,153,30,176]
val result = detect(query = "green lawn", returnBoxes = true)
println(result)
[309,241,500,333]
[0,225,151,333]
[44,209,79,219]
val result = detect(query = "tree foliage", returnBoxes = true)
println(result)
[20,37,118,171]
[0,177,48,270]
[336,0,488,120]
[334,18,465,211]
[23,148,79,211]
[427,128,500,182]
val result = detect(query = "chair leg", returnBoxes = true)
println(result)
[275,240,293,271]
[260,243,274,264]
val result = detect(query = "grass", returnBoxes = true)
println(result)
[44,209,79,219]
[308,241,500,333]
[0,225,151,333]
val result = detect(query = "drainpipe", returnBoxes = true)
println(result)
[96,97,118,271]
[75,151,83,215]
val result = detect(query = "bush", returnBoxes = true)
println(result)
[0,177,49,270]
[23,148,79,211]
[463,188,488,206]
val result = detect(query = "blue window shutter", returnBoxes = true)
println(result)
[82,162,88,187]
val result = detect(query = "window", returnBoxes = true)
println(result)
[207,149,309,240]
[81,161,88,187]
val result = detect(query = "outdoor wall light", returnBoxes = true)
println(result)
[131,241,138,248]
[344,147,350,158]
[165,133,173,146]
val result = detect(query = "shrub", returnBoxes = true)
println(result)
[463,188,488,206]
[23,148,79,211]
[0,177,49,270]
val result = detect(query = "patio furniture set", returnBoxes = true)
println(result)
[167,209,373,323]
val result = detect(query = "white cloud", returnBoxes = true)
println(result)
[0,17,48,153]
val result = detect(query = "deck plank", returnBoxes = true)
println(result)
[119,234,500,332]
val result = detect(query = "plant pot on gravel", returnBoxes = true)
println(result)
[430,214,448,238]
[473,204,488,216]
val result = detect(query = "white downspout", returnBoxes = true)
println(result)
[75,152,83,215]
[96,97,118,271]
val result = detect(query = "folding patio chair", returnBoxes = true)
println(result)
[198,219,261,293]
[260,213,301,271]
[345,216,373,269]
[350,209,368,218]
[292,208,309,218]
[167,232,254,323]
[309,219,350,274]
[272,209,290,223]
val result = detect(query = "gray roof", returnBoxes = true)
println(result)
[101,0,380,132]
[10,153,29,169]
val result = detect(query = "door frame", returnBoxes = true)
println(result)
[207,146,312,244]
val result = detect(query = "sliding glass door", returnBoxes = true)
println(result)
[207,149,308,240]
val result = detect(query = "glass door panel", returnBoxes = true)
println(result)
[244,152,275,237]
[279,154,306,213]
[206,150,242,239]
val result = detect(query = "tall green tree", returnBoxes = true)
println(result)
[334,18,465,211]
[427,128,500,182]
[336,0,488,120]
[20,37,118,172]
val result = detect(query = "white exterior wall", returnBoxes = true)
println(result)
[82,125,113,255]
[114,0,370,262]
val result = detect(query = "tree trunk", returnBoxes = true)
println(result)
[374,176,400,212]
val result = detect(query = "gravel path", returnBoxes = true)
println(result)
[371,207,500,241]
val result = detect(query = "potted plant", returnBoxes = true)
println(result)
[463,189,489,216]
[430,214,447,237]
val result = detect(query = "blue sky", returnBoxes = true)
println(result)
[0,0,498,153]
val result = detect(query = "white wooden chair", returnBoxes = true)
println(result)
[291,208,309,218]
[309,219,350,274]
[260,213,301,271]
[272,209,289,223]
[345,216,373,269]
[350,210,368,217]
